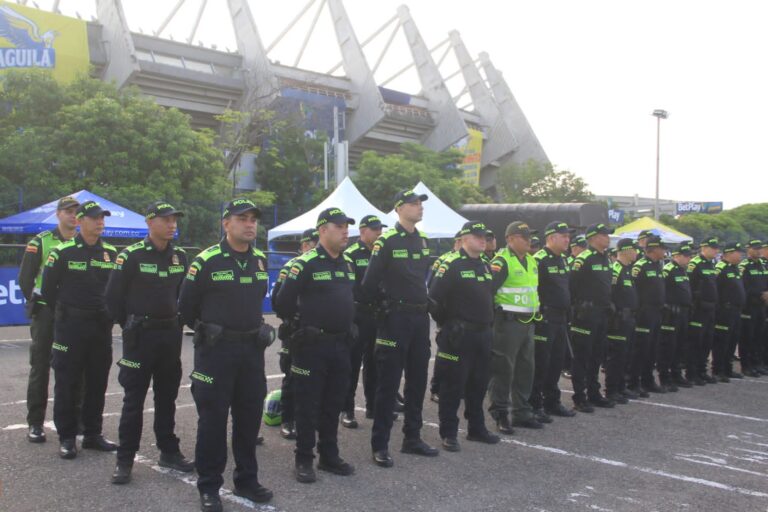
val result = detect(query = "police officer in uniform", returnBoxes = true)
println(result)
[712,242,746,381]
[530,222,577,421]
[271,228,318,440]
[275,207,357,483]
[343,215,386,426]
[569,223,615,412]
[41,200,118,459]
[739,240,768,376]
[178,198,274,511]
[484,229,498,262]
[528,235,542,255]
[567,235,587,268]
[19,196,79,443]
[107,201,194,484]
[429,221,500,451]
[489,221,542,431]
[629,235,667,394]
[687,237,721,384]
[605,238,639,403]
[660,242,695,389]
[361,189,438,468]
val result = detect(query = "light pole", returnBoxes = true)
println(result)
[652,109,669,220]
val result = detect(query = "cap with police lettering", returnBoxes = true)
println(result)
[458,221,488,237]
[699,236,720,249]
[644,234,667,249]
[616,238,638,251]
[359,215,387,230]
[223,198,261,219]
[146,201,184,219]
[638,229,654,241]
[671,241,695,256]
[76,200,111,219]
[57,196,80,210]
[485,229,496,240]
[746,239,763,249]
[300,229,319,244]
[505,221,537,238]
[722,241,744,254]
[317,207,355,227]
[570,234,587,248]
[544,221,575,237]
[393,189,428,208]
[585,223,615,238]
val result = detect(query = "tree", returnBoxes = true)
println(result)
[0,71,229,247]
[662,203,768,243]
[495,160,594,203]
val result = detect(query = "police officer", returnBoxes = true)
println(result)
[529,235,542,255]
[712,242,746,381]
[687,237,721,384]
[484,229,498,262]
[660,242,695,389]
[18,195,79,443]
[569,223,614,412]
[530,222,576,421]
[41,200,118,459]
[489,221,542,431]
[275,207,357,483]
[361,189,438,468]
[739,240,768,377]
[567,235,587,268]
[271,228,318,440]
[429,221,500,451]
[178,198,273,511]
[343,215,386,426]
[629,235,667,394]
[106,201,193,484]
[605,238,638,404]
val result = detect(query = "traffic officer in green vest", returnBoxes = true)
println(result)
[660,242,695,388]
[628,235,667,394]
[106,201,193,485]
[274,207,357,483]
[429,221,500,451]
[567,235,587,268]
[343,215,386,426]
[18,195,80,443]
[178,198,274,511]
[569,223,615,412]
[271,228,318,440]
[484,229,498,262]
[713,242,746,381]
[605,238,639,403]
[41,200,119,459]
[739,240,768,376]
[488,221,542,432]
[687,237,720,384]
[530,221,576,422]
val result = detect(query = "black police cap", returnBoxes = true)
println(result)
[722,241,744,254]
[699,237,720,249]
[570,235,587,248]
[458,221,488,237]
[393,189,428,208]
[544,221,575,237]
[585,223,614,238]
[76,200,111,219]
[317,207,355,228]
[300,229,319,244]
[223,198,261,219]
[146,201,184,219]
[746,239,763,249]
[644,234,667,249]
[616,238,638,251]
[671,242,695,256]
[359,215,387,230]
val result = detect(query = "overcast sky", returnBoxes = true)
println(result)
[29,0,768,208]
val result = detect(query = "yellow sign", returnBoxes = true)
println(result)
[0,1,89,82]
[455,128,484,185]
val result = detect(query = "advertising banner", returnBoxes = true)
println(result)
[455,128,483,185]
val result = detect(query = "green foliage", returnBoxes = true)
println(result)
[495,160,594,203]
[664,203,768,243]
[0,71,229,247]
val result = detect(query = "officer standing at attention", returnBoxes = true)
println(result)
[528,235,542,255]
[739,240,768,376]
[488,221,542,432]
[276,207,357,483]
[429,221,500,451]
[567,235,587,268]
[343,215,386,426]
[361,189,438,468]
[687,237,721,384]
[629,235,667,394]
[271,228,318,440]
[19,195,79,443]
[178,198,273,511]
[484,229,498,262]
[660,242,695,389]
[605,238,639,403]
[530,222,577,421]
[41,200,118,459]
[712,242,746,381]
[106,201,194,484]
[568,223,615,412]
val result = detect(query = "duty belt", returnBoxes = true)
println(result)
[220,327,261,343]
[59,304,108,320]
[497,310,534,322]
[390,302,428,313]
[127,314,179,330]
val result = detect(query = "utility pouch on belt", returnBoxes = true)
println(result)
[257,323,276,349]
[193,321,223,348]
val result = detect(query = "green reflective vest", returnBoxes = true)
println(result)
[34,231,64,293]
[494,249,539,317]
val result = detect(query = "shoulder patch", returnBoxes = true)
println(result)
[124,241,146,254]
[252,247,266,258]
[198,245,222,262]
[533,249,547,261]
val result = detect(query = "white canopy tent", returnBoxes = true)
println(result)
[268,177,390,241]
[387,181,469,238]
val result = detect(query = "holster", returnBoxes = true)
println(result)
[291,325,351,351]
[439,320,465,353]
[192,321,223,348]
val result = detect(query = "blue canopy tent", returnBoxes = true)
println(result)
[0,190,148,238]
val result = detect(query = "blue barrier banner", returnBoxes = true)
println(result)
[0,267,27,326]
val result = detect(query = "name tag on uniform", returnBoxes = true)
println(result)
[356,259,369,267]
[68,261,87,271]
[140,263,158,274]
[646,271,657,277]
[335,271,346,278]
[460,270,476,279]
[392,249,408,259]
[313,271,332,281]
[168,265,185,274]
[256,272,268,280]
[211,270,234,281]
[240,276,253,284]
[412,253,421,260]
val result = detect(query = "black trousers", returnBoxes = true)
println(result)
[371,310,430,452]
[713,307,741,375]
[116,325,183,464]
[530,314,569,410]
[605,313,634,395]
[689,306,716,376]
[51,309,112,440]
[436,325,491,439]
[278,340,294,424]
[741,304,767,370]
[191,338,266,494]
[630,308,662,388]
[659,308,689,381]
[343,312,376,413]
[570,307,609,404]
[292,337,350,462]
